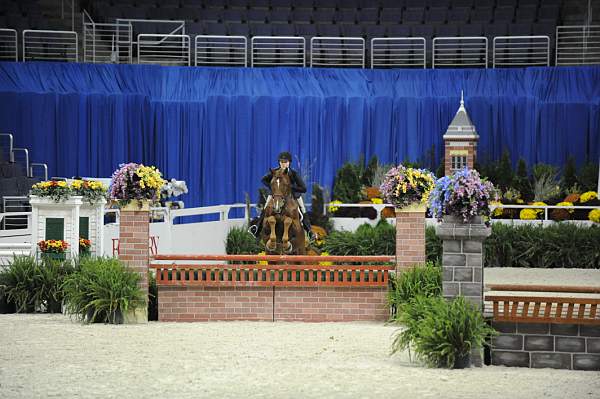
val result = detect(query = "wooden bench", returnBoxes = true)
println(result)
[485,284,600,325]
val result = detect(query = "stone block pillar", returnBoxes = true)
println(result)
[435,216,490,309]
[395,204,426,272]
[118,208,149,323]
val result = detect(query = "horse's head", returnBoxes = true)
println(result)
[270,168,292,214]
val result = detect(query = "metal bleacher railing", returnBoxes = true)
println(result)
[493,36,551,68]
[370,37,426,69]
[195,35,247,67]
[3,16,600,68]
[83,10,133,64]
[0,29,18,62]
[556,25,600,66]
[432,36,488,68]
[22,30,78,62]
[251,36,305,67]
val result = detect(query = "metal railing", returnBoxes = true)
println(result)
[0,134,14,163]
[195,35,247,67]
[251,36,305,67]
[556,25,600,65]
[310,37,365,68]
[11,148,29,177]
[371,37,426,69]
[137,34,191,66]
[29,163,48,181]
[83,11,132,64]
[22,30,78,62]
[1,197,31,230]
[61,0,76,32]
[493,36,551,67]
[432,36,488,68]
[0,29,18,62]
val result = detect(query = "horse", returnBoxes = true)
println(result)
[260,168,306,255]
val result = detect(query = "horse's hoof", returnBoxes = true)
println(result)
[284,241,293,253]
[266,241,276,251]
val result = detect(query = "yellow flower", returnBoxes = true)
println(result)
[580,191,598,203]
[516,199,524,204]
[57,181,67,187]
[556,201,575,214]
[371,198,383,204]
[491,201,503,217]
[257,251,268,265]
[520,209,538,220]
[319,252,333,266]
[71,180,83,189]
[589,209,600,223]
[531,202,547,214]
[328,200,342,213]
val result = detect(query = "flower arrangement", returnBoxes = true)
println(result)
[30,180,71,203]
[328,200,343,213]
[589,209,600,223]
[490,201,504,217]
[556,201,575,214]
[71,180,107,205]
[580,191,598,203]
[79,238,91,253]
[519,201,547,220]
[38,239,69,253]
[109,163,165,205]
[380,165,435,209]
[428,168,497,224]
[370,197,383,205]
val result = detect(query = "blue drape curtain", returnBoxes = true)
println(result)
[0,62,598,208]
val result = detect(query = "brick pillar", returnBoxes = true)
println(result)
[395,204,426,272]
[443,138,478,176]
[118,208,149,323]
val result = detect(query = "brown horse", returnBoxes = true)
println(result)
[261,168,306,255]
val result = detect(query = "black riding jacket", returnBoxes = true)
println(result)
[261,167,307,200]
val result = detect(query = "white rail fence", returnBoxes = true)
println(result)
[493,36,551,67]
[195,35,247,67]
[0,29,18,61]
[310,37,365,68]
[432,36,488,68]
[556,25,600,66]
[251,36,305,67]
[22,30,78,62]
[371,37,426,69]
[137,34,191,66]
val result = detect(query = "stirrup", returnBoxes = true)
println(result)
[248,225,258,237]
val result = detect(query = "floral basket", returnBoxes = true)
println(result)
[71,180,107,205]
[79,238,92,256]
[379,165,435,209]
[38,239,69,261]
[109,163,165,207]
[428,168,497,225]
[30,181,71,202]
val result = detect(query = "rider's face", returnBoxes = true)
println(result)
[279,160,290,169]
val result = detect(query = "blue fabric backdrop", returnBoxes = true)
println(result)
[0,62,598,208]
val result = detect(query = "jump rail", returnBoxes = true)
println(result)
[485,284,600,325]
[150,254,395,288]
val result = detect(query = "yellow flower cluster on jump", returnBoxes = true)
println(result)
[328,200,342,213]
[556,201,575,214]
[319,252,333,266]
[371,198,383,204]
[519,201,546,220]
[580,191,598,203]
[71,179,106,191]
[32,181,68,190]
[135,165,165,191]
[490,201,503,217]
[589,209,600,223]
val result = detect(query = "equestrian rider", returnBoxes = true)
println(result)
[249,151,316,241]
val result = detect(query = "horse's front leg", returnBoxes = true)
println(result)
[282,216,293,252]
[265,216,277,251]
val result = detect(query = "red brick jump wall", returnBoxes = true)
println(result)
[158,286,389,322]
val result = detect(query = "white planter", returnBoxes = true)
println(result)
[80,198,107,257]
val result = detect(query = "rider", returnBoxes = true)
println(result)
[249,151,316,241]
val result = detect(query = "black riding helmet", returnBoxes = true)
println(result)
[278,151,292,163]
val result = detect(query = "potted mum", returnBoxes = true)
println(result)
[428,168,497,225]
[38,239,69,261]
[71,179,108,205]
[109,163,165,210]
[379,165,436,211]
[30,180,72,203]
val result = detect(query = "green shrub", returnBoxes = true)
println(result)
[485,223,600,268]
[578,161,600,192]
[322,220,395,256]
[62,257,146,324]
[392,296,496,368]
[0,256,72,313]
[388,261,441,319]
[425,226,442,264]
[225,226,261,255]
[332,161,364,204]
